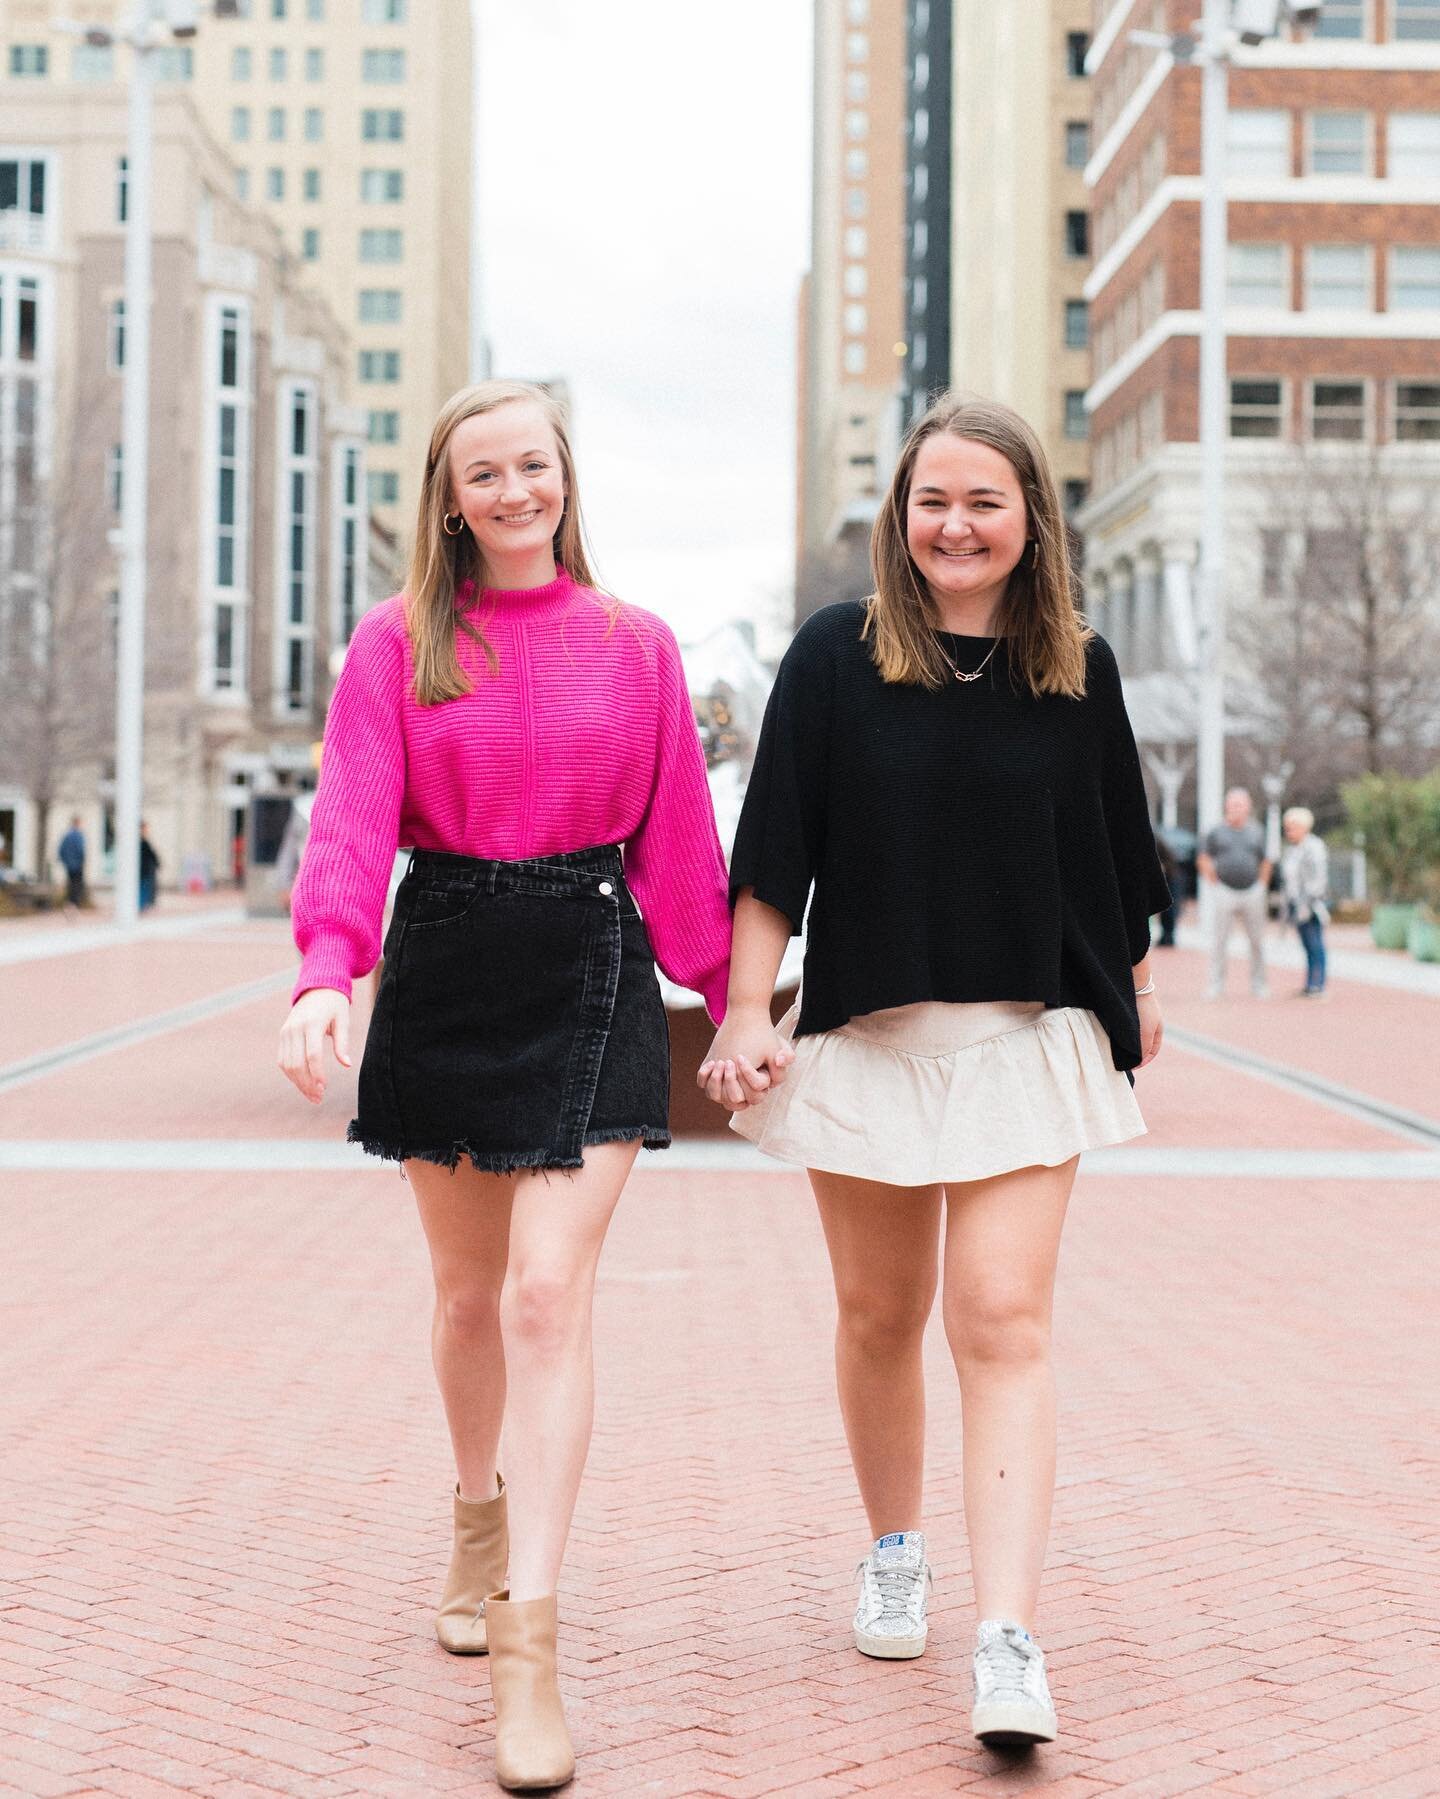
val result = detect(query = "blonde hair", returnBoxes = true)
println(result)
[406,379,607,705]
[863,391,1090,699]
[1283,806,1315,832]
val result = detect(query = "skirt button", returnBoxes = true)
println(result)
[598,881,614,896]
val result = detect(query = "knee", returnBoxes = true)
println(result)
[944,1287,1050,1373]
[502,1266,588,1359]
[834,1281,934,1359]
[435,1279,503,1348]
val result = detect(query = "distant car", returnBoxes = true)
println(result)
[1154,824,1197,903]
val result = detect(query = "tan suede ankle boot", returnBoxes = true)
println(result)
[435,1478,507,1654]
[484,1591,575,1792]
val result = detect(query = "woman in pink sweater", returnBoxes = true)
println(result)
[278,380,732,1792]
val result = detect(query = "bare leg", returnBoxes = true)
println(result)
[502,1140,638,1601]
[941,1156,1077,1630]
[409,1160,516,1502]
[810,1171,942,1537]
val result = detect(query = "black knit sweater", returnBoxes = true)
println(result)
[729,602,1171,1072]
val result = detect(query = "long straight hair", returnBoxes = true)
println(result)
[406,379,609,705]
[863,391,1090,699]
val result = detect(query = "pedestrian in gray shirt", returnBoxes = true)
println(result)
[1198,787,1271,998]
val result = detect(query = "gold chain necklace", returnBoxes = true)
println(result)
[935,635,1001,684]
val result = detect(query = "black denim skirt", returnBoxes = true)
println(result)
[350,845,672,1174]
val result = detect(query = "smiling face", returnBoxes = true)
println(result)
[905,433,1030,626]
[446,399,567,584]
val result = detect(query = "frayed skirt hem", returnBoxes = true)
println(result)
[346,1122,671,1175]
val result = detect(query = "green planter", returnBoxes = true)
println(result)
[1371,903,1418,950]
[1407,914,1440,964]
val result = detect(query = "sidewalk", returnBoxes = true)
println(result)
[1,924,1437,1797]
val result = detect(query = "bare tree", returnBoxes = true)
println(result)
[1235,442,1440,807]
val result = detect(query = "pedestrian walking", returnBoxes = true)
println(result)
[57,816,86,912]
[699,393,1168,1751]
[1281,807,1329,997]
[277,379,731,1792]
[138,824,160,912]
[1198,788,1271,998]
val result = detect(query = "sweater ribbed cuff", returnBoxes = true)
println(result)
[700,964,730,1029]
[292,942,357,1007]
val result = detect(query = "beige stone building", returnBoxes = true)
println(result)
[0,84,385,887]
[0,0,472,539]
[948,1,1096,515]
[797,0,908,619]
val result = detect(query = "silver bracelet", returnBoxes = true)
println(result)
[1134,978,1156,997]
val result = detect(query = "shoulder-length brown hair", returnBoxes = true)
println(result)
[406,379,610,706]
[863,391,1090,699]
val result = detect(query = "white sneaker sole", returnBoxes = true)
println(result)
[971,1698,1057,1746]
[854,1624,927,1659]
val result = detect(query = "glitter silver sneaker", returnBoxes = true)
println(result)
[971,1619,1057,1746]
[853,1531,932,1659]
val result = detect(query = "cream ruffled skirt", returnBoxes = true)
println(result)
[730,998,1145,1186]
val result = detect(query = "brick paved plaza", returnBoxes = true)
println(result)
[2,904,1438,1797]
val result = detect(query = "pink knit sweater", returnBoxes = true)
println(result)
[291,570,732,1021]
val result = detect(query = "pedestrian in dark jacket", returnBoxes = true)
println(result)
[57,817,86,909]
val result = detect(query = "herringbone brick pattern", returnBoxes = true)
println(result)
[3,1160,1438,1797]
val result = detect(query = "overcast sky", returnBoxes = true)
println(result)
[475,2,813,651]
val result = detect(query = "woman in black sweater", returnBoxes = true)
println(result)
[700,393,1168,1751]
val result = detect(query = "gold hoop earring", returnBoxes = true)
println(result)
[442,512,465,537]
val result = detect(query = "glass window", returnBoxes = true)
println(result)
[1313,0,1366,34]
[1306,243,1370,309]
[108,445,124,512]
[359,288,402,322]
[1308,112,1367,174]
[847,0,869,22]
[72,42,115,79]
[1063,480,1089,516]
[231,106,251,142]
[359,349,401,381]
[911,272,928,313]
[843,341,866,374]
[219,307,241,388]
[368,470,400,504]
[1229,378,1284,438]
[844,225,867,256]
[1227,108,1290,176]
[302,168,320,200]
[847,70,869,102]
[108,299,126,371]
[266,166,285,201]
[234,167,250,200]
[1064,391,1088,439]
[362,48,406,81]
[360,167,404,201]
[362,0,407,18]
[307,0,324,17]
[362,109,404,140]
[1065,121,1090,168]
[1065,298,1089,348]
[1389,112,1440,179]
[1391,246,1440,308]
[305,47,323,79]
[1311,380,1366,440]
[1228,242,1288,307]
[154,46,193,81]
[8,45,49,77]
[913,50,929,91]
[845,108,868,140]
[1393,0,1440,38]
[1067,33,1090,77]
[272,0,286,15]
[267,107,286,141]
[845,148,869,179]
[844,302,867,334]
[359,228,403,262]
[301,227,319,259]
[913,107,929,149]
[845,188,867,218]
[231,45,252,79]
[846,32,868,60]
[1394,381,1440,439]
[368,409,400,443]
[304,107,323,141]
[1064,211,1090,257]
[269,47,287,80]
[913,162,929,204]
[116,155,128,222]
[843,264,867,297]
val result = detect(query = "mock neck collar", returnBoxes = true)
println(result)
[461,566,576,621]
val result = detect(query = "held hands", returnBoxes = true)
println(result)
[1136,991,1164,1068]
[697,1003,795,1111]
[278,987,352,1103]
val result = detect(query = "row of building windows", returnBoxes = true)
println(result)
[226,45,403,80]
[1227,241,1440,310]
[230,105,405,142]
[1226,106,1440,178]
[1230,376,1440,441]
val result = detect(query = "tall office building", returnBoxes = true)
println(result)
[939,3,1094,512]
[1080,0,1440,715]
[0,0,473,536]
[901,0,952,424]
[797,0,908,619]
